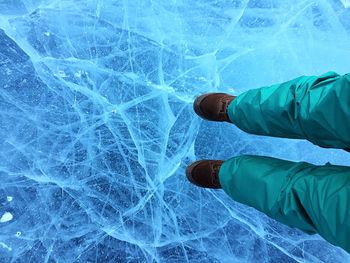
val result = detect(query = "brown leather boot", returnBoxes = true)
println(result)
[193,93,235,122]
[186,160,224,189]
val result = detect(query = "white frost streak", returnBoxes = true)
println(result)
[341,0,350,8]
[0,242,12,251]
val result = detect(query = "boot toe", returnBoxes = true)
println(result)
[193,93,233,122]
[186,160,222,189]
[193,93,212,118]
[185,160,203,187]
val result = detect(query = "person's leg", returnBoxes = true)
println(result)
[228,72,350,149]
[218,155,350,252]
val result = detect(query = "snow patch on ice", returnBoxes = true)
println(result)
[0,212,13,223]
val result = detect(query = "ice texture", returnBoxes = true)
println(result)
[1,0,350,262]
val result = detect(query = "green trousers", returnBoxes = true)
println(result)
[219,72,350,252]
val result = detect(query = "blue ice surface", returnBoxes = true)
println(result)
[1,0,350,262]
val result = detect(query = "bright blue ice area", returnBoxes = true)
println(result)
[1,0,350,262]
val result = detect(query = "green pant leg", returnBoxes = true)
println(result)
[219,155,350,252]
[227,72,350,149]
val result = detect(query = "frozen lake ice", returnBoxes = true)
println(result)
[1,0,350,262]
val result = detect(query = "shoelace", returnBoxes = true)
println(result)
[219,97,232,116]
[211,163,221,185]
